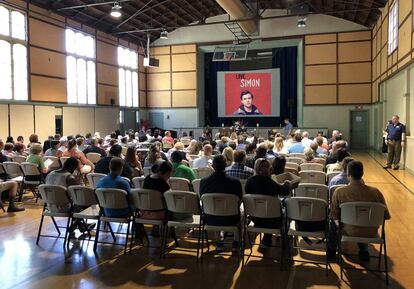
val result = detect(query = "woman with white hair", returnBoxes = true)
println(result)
[26,143,48,180]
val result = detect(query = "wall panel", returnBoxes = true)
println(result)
[29,18,65,52]
[147,55,171,73]
[305,34,336,44]
[0,105,9,138]
[171,44,196,54]
[398,16,412,60]
[172,53,196,71]
[305,44,336,64]
[31,76,66,103]
[172,90,197,107]
[305,65,337,84]
[97,84,118,105]
[304,85,337,104]
[97,41,117,65]
[338,62,371,83]
[79,108,95,135]
[172,72,197,90]
[34,106,55,141]
[62,107,80,136]
[30,47,66,78]
[338,84,371,103]
[95,107,119,136]
[147,73,171,91]
[338,41,371,62]
[147,91,171,107]
[338,31,371,42]
[97,63,118,86]
[10,105,34,141]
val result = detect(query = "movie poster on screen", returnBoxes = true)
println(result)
[224,72,272,116]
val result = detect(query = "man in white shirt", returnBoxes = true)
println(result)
[301,131,313,147]
[193,144,213,169]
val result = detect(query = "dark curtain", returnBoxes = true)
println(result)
[204,46,297,127]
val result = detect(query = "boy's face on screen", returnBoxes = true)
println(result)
[241,94,253,108]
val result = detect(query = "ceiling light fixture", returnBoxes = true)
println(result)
[160,29,168,39]
[297,16,307,28]
[110,1,122,18]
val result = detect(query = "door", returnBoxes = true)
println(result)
[350,110,369,150]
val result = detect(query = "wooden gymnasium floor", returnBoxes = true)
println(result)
[1,152,414,289]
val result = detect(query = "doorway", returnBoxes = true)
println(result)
[350,110,369,150]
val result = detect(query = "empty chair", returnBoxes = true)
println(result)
[43,156,61,171]
[290,153,305,159]
[243,194,284,265]
[285,162,299,171]
[286,157,303,165]
[169,177,190,191]
[300,163,324,172]
[87,173,106,189]
[295,183,329,202]
[130,188,166,254]
[192,179,201,197]
[326,172,341,184]
[314,158,326,166]
[285,197,329,273]
[194,167,214,179]
[2,161,23,181]
[20,162,43,200]
[94,188,132,254]
[36,184,72,247]
[68,186,99,242]
[162,142,173,151]
[162,190,202,259]
[299,170,326,184]
[11,155,26,164]
[200,193,242,261]
[86,152,102,164]
[132,176,146,189]
[60,157,70,166]
[338,202,389,284]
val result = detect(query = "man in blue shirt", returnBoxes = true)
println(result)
[96,157,132,217]
[384,115,406,170]
[283,118,293,137]
[288,134,305,154]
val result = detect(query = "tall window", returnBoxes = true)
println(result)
[65,29,96,104]
[388,1,398,55]
[0,5,27,101]
[118,46,138,107]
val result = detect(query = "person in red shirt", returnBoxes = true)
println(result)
[162,131,174,145]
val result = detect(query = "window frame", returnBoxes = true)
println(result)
[388,0,398,55]
[65,28,97,105]
[117,45,139,108]
[0,4,28,102]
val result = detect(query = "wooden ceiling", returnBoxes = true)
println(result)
[29,0,387,43]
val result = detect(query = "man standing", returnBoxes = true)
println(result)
[233,91,262,115]
[283,117,293,137]
[384,115,406,170]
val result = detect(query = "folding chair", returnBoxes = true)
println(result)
[162,142,173,151]
[314,158,326,166]
[36,184,72,247]
[295,183,329,202]
[130,188,167,256]
[290,153,305,159]
[132,176,145,188]
[87,173,106,189]
[285,162,299,171]
[243,194,284,267]
[20,162,44,201]
[11,155,26,164]
[339,202,389,285]
[94,188,132,254]
[327,172,341,184]
[300,163,324,172]
[143,167,152,176]
[285,197,329,274]
[200,193,243,262]
[286,157,303,165]
[194,167,214,179]
[86,152,102,164]
[43,156,61,171]
[0,163,7,181]
[169,177,190,191]
[299,170,326,184]
[162,190,202,259]
[2,162,24,200]
[192,179,201,197]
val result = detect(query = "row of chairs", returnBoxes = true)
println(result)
[36,185,388,284]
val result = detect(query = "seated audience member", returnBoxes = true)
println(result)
[245,158,289,249]
[95,144,133,179]
[301,131,313,147]
[316,131,328,146]
[272,155,287,175]
[236,135,247,151]
[28,134,40,148]
[326,148,350,174]
[46,157,81,188]
[303,147,317,163]
[84,133,92,146]
[26,143,48,177]
[189,141,203,156]
[144,144,164,168]
[222,147,234,170]
[274,137,288,155]
[0,180,25,212]
[218,136,229,153]
[328,156,354,197]
[326,140,347,165]
[2,143,14,158]
[6,136,14,144]
[200,155,243,250]
[44,140,60,157]
[0,140,8,163]
[245,142,256,160]
[246,144,267,169]
[185,139,197,153]
[13,143,26,156]
[125,146,143,177]
[310,142,322,159]
[171,151,196,185]
[226,150,254,180]
[228,141,237,151]
[315,136,328,156]
[145,129,153,142]
[167,141,186,160]
[328,130,340,145]
[76,137,87,152]
[96,158,132,218]
[162,131,174,145]
[63,139,95,173]
[330,161,391,261]
[288,133,305,154]
[57,138,68,158]
[153,141,168,161]
[265,141,277,161]
[43,136,54,154]
[193,144,213,169]
[82,138,107,158]
[16,136,26,150]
